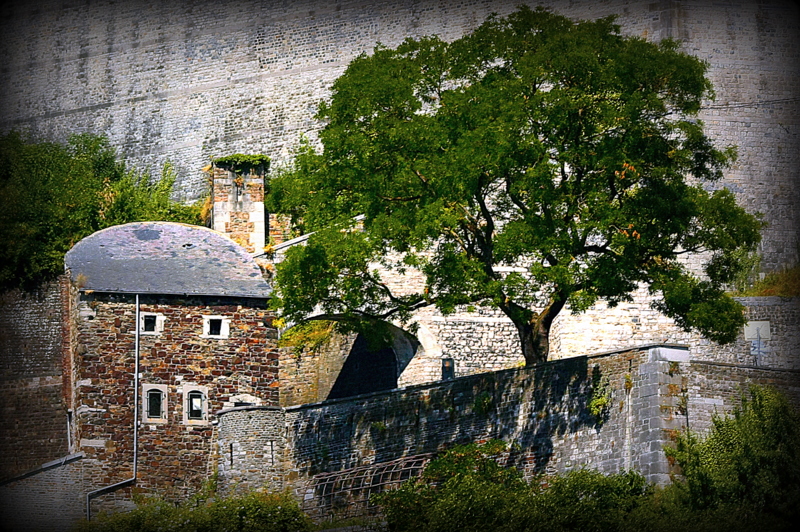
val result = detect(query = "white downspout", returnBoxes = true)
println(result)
[133,293,139,479]
[85,293,140,520]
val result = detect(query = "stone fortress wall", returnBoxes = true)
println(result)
[0,280,71,481]
[0,0,798,272]
[217,344,800,521]
[1,0,797,381]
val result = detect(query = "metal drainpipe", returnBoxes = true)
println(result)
[85,293,140,520]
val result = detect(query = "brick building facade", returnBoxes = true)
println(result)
[64,222,277,516]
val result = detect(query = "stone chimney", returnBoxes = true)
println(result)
[211,163,266,254]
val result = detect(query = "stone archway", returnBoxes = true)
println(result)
[278,320,432,405]
[326,332,398,399]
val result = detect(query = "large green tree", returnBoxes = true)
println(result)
[0,132,204,291]
[268,6,762,365]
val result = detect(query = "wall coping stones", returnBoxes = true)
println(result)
[689,359,800,375]
[239,343,688,413]
[216,405,284,416]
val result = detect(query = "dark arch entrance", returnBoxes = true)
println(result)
[326,332,398,400]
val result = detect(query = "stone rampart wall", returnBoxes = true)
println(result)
[0,280,70,480]
[686,360,800,431]
[218,346,684,519]
[1,0,797,270]
[218,344,800,521]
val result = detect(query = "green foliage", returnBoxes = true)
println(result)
[665,385,800,525]
[214,153,271,174]
[98,161,203,227]
[724,249,762,294]
[372,440,525,532]
[588,371,612,422]
[472,391,493,417]
[74,491,313,532]
[268,6,762,365]
[370,421,388,433]
[374,440,652,532]
[508,469,650,532]
[376,389,800,532]
[0,132,204,292]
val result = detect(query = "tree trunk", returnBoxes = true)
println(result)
[512,298,566,366]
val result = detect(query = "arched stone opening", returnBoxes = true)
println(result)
[278,320,430,406]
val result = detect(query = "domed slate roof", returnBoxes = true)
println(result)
[65,222,272,298]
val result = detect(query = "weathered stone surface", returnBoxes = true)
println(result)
[1,0,796,272]
[217,345,800,520]
[0,279,70,481]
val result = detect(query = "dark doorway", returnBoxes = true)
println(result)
[326,333,398,400]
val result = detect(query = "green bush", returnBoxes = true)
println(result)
[507,469,649,532]
[374,441,649,532]
[376,388,800,531]
[372,440,526,532]
[74,491,313,532]
[665,385,800,528]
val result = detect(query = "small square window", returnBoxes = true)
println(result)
[201,315,230,338]
[140,313,165,335]
[143,315,157,332]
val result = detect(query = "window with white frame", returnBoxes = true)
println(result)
[181,384,209,425]
[142,384,168,423]
[201,315,230,338]
[140,312,166,335]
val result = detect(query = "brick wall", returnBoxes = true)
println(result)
[73,292,279,499]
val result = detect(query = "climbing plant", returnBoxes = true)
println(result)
[213,153,271,175]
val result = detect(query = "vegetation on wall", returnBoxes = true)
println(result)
[213,153,271,175]
[267,6,763,366]
[277,320,336,356]
[587,370,612,423]
[734,264,800,297]
[0,132,205,292]
[665,385,800,525]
